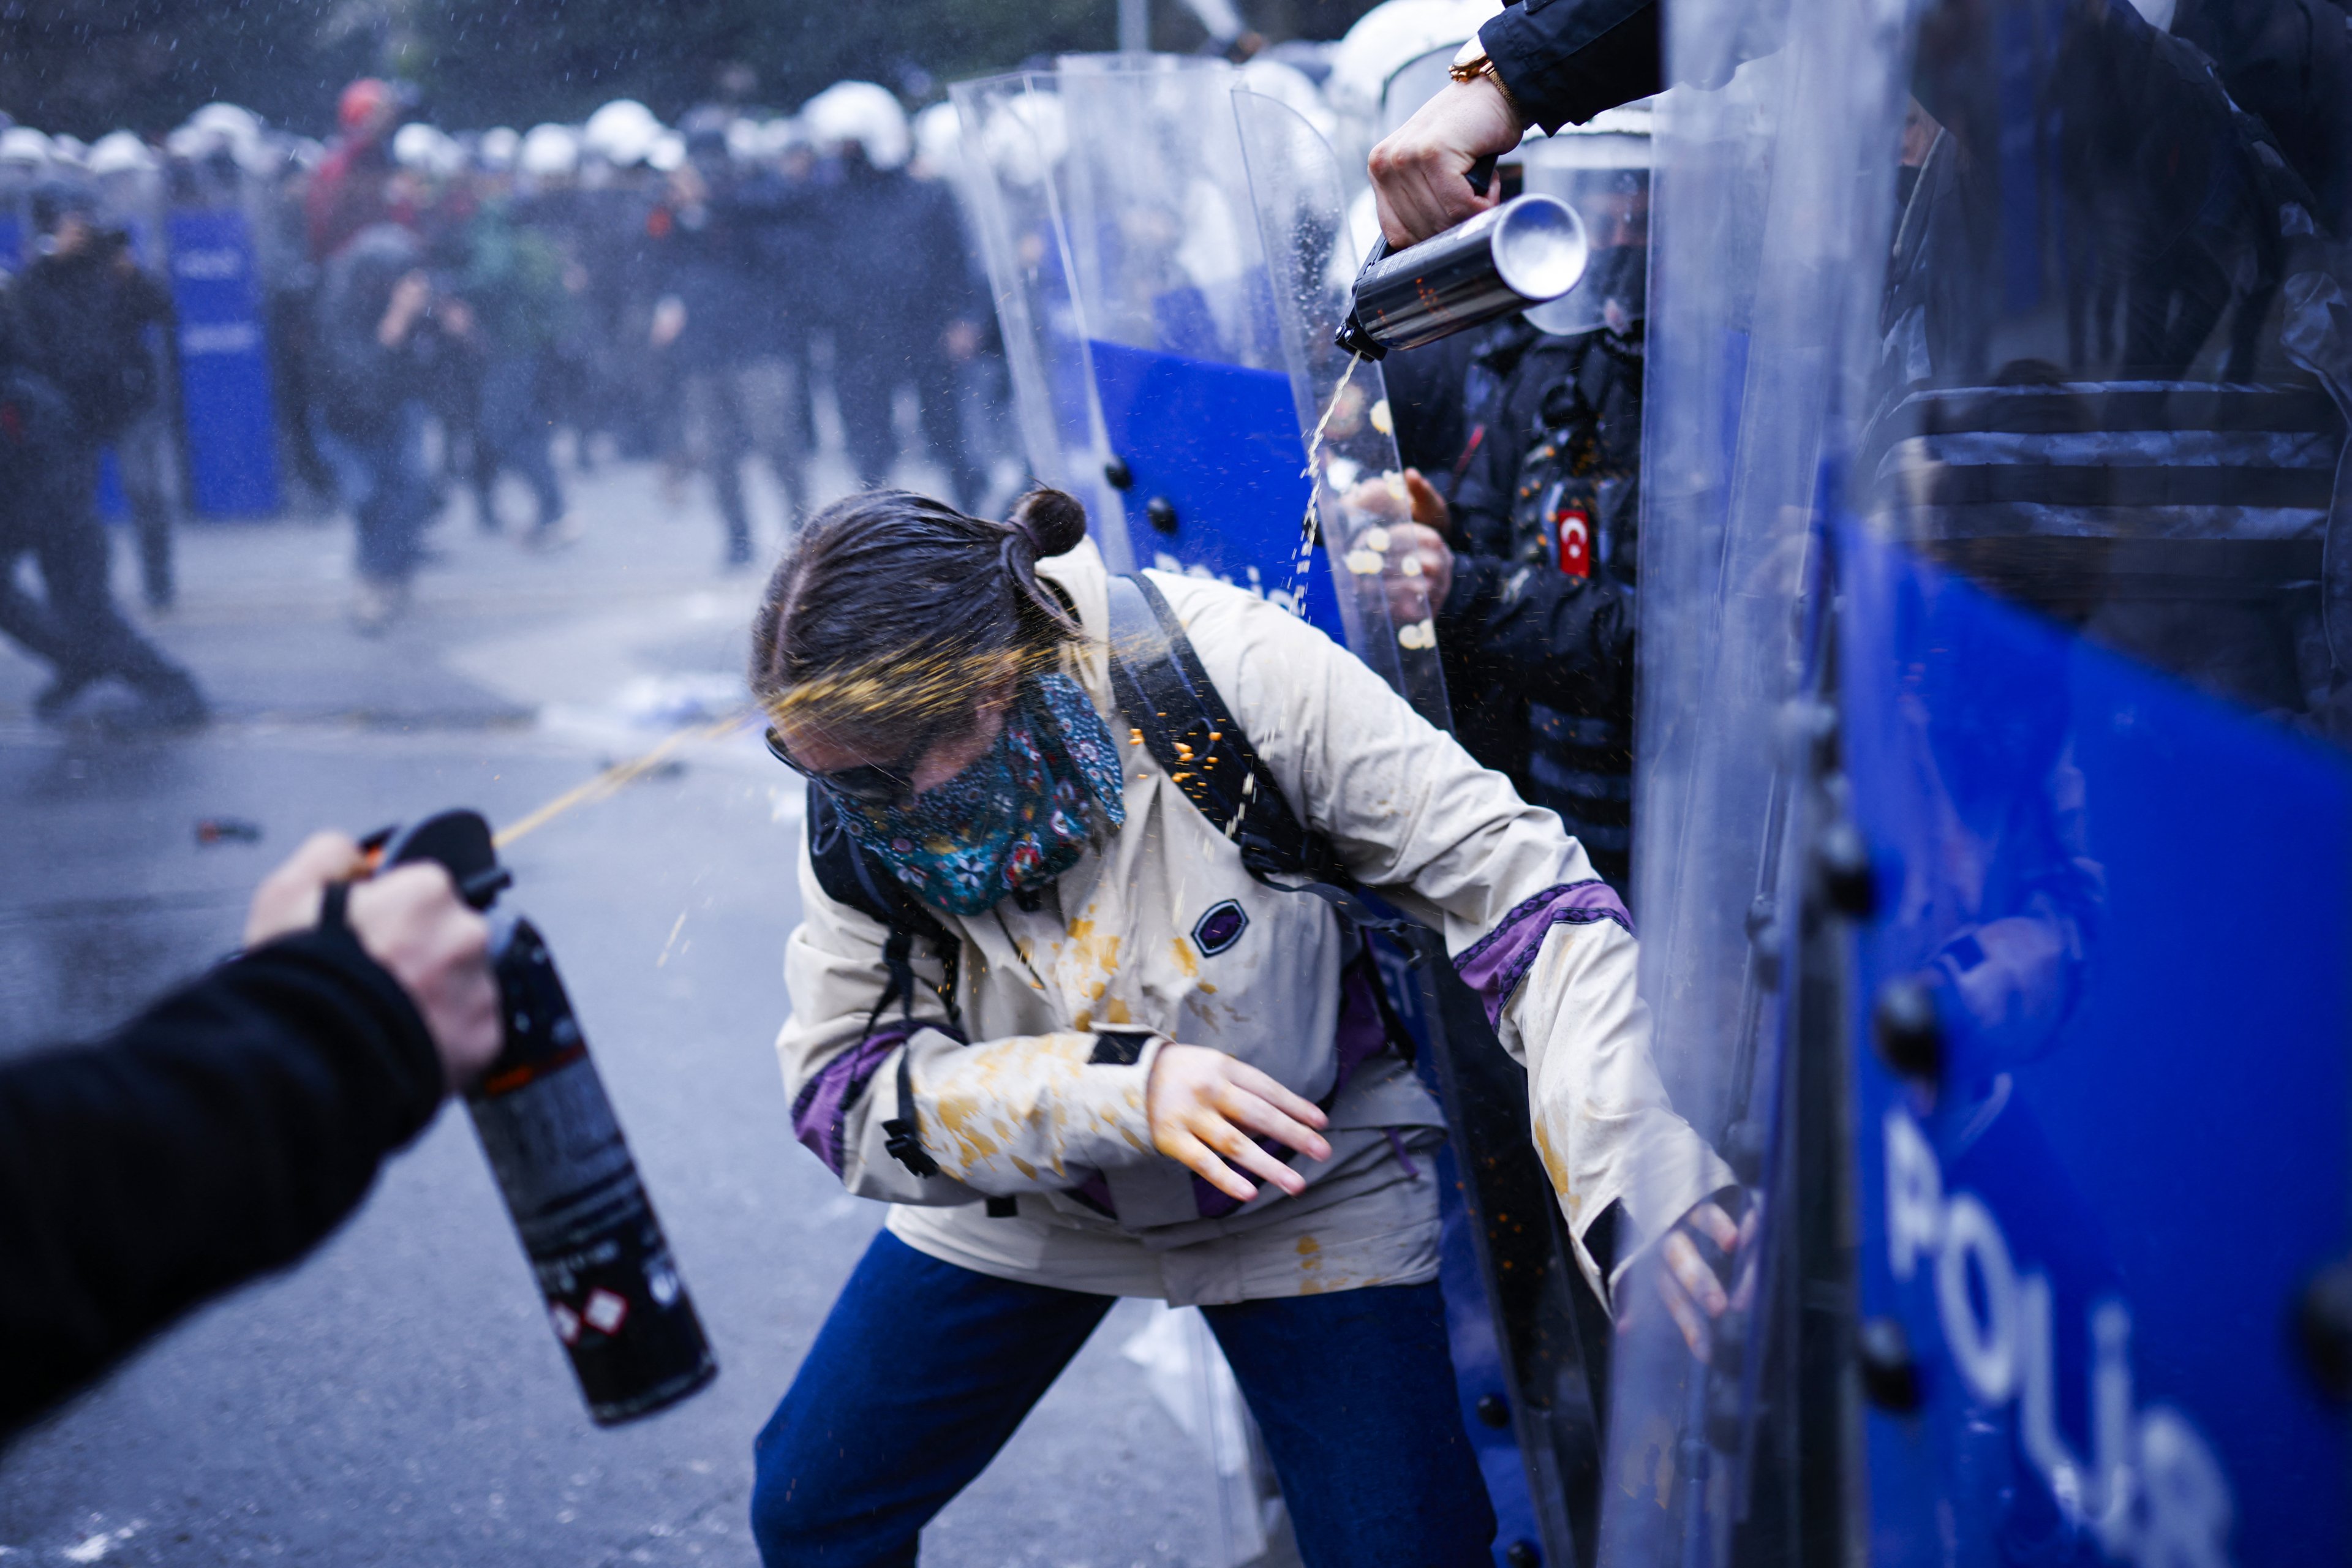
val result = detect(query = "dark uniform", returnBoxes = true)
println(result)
[1437,317,1645,890]
[1,228,206,726]
[818,156,987,511]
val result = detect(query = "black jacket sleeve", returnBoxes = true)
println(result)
[1481,0,1664,134]
[0,927,444,1433]
[1439,551,1637,719]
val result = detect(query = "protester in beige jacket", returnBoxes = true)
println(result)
[745,486,1732,1568]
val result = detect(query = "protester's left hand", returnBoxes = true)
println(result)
[1343,470,1457,624]
[1343,466,1452,533]
[1654,1195,1757,1362]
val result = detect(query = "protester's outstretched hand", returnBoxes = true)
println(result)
[1342,470,1457,624]
[1654,1194,1758,1362]
[245,832,502,1093]
[1147,1044,1330,1202]
[1368,75,1525,248]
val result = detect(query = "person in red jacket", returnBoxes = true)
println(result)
[305,78,413,263]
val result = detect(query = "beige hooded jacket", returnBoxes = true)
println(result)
[775,540,1730,1308]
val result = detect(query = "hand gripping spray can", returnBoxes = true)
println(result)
[1335,164,1589,360]
[380,810,717,1425]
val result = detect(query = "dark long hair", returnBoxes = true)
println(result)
[749,487,1090,749]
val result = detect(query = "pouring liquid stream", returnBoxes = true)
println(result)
[1284,350,1364,610]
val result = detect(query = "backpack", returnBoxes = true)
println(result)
[807,571,1430,1184]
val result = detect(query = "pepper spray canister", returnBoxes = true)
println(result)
[1334,193,1588,360]
[382,810,717,1425]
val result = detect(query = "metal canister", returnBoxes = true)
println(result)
[468,916,718,1425]
[1334,194,1589,360]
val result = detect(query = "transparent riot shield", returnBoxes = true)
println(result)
[1231,88,1450,719]
[1234,86,1615,1568]
[1620,0,2352,1550]
[949,69,1133,567]
[1049,55,1351,632]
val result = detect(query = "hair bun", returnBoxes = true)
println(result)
[1009,488,1089,559]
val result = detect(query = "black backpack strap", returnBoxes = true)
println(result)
[1104,573,1353,886]
[806,782,959,1178]
[1104,573,1423,953]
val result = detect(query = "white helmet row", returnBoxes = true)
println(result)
[0,125,53,167]
[802,81,911,173]
[392,120,466,177]
[88,129,158,177]
[582,98,663,166]
[519,122,581,178]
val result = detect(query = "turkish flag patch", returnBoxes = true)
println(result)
[1555,508,1591,578]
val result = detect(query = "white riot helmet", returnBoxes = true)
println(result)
[392,121,443,173]
[519,122,581,178]
[802,81,911,173]
[726,116,768,165]
[583,99,663,167]
[969,90,1066,189]
[1,126,53,168]
[911,100,962,178]
[646,130,687,173]
[1235,58,1337,144]
[479,126,521,171]
[1518,102,1653,336]
[1327,0,1504,162]
[45,134,88,168]
[88,130,157,177]
[188,103,265,151]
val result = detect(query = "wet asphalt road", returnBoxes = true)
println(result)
[0,457,1230,1566]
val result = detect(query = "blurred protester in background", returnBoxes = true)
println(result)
[804,81,988,513]
[312,224,449,633]
[0,831,499,1436]
[453,180,579,546]
[648,113,772,568]
[307,78,415,265]
[737,118,826,533]
[83,132,186,612]
[0,185,208,728]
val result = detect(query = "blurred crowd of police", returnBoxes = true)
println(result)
[0,71,1001,714]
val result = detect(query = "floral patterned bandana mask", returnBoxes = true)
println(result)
[834,672,1127,916]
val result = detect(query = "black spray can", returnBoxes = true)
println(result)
[385,810,717,1425]
[1335,193,1588,360]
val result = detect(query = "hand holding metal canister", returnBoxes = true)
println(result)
[1334,193,1589,360]
[380,810,717,1426]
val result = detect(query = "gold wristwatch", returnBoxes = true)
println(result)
[1450,35,1525,119]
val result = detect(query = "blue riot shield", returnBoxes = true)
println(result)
[1616,0,2352,1551]
[955,56,1348,635]
[165,203,281,518]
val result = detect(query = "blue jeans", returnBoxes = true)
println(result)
[314,402,434,584]
[751,1232,1495,1568]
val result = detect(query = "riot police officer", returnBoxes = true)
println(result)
[1375,113,1654,892]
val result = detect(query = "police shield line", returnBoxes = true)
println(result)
[6,0,2352,1565]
